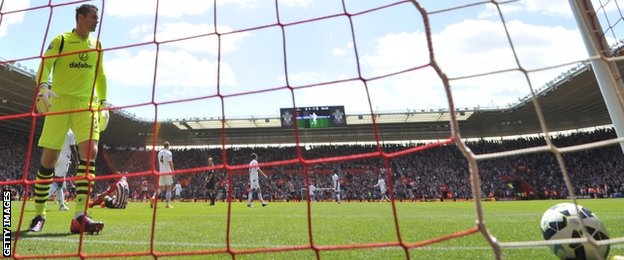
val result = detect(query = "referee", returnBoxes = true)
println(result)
[205,157,218,206]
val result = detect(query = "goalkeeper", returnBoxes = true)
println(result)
[27,4,109,235]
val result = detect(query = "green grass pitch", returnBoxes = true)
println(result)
[8,199,624,259]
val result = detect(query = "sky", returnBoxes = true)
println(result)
[0,0,621,122]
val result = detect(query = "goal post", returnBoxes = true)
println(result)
[569,0,624,153]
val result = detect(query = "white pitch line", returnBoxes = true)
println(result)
[17,237,624,251]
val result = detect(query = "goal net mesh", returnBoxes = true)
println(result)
[1,0,623,259]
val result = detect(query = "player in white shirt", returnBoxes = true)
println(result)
[308,183,317,202]
[173,182,182,201]
[247,153,268,207]
[373,175,390,202]
[151,141,175,208]
[332,172,341,204]
[49,129,78,211]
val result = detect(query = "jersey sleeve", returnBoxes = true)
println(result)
[36,35,63,85]
[95,40,107,102]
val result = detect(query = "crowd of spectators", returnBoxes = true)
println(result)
[2,128,623,202]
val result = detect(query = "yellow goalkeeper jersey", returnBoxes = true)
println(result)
[36,29,107,101]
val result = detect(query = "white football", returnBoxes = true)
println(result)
[540,202,610,260]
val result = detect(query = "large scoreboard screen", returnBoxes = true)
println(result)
[280,106,347,128]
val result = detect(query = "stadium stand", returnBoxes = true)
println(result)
[3,128,622,203]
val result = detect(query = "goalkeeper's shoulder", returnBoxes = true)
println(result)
[45,34,64,51]
[43,32,72,56]
[87,34,103,47]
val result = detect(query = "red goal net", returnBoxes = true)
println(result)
[1,0,623,259]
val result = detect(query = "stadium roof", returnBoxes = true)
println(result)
[1,58,622,147]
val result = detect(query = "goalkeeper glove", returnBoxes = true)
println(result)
[36,83,58,113]
[98,100,110,132]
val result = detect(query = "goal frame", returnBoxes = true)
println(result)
[569,0,624,153]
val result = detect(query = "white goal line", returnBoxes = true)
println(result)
[20,236,624,251]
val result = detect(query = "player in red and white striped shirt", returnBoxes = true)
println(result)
[89,172,130,209]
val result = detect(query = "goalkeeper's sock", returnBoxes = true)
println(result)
[75,160,95,216]
[247,191,253,205]
[258,193,265,204]
[34,167,55,217]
